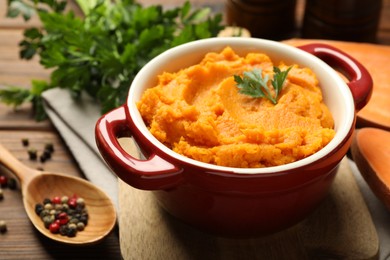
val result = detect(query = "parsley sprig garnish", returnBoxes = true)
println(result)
[234,66,292,104]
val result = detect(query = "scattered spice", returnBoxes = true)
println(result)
[40,149,52,163]
[21,138,29,147]
[7,178,17,190]
[0,175,7,187]
[0,175,18,234]
[0,175,17,190]
[28,148,38,161]
[22,139,55,163]
[44,143,54,153]
[35,194,89,237]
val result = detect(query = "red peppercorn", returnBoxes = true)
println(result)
[52,196,61,204]
[49,222,60,233]
[57,212,69,225]
[0,176,7,187]
[57,212,67,219]
[68,198,77,208]
[59,218,68,225]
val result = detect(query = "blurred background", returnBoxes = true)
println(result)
[0,0,389,43]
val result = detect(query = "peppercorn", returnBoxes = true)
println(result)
[67,208,75,216]
[61,196,69,204]
[43,215,55,228]
[44,143,54,153]
[0,220,7,233]
[43,149,52,159]
[43,198,51,204]
[57,212,69,225]
[59,225,68,236]
[66,223,77,237]
[35,203,44,215]
[39,154,47,163]
[76,198,85,207]
[39,147,53,163]
[28,148,37,160]
[7,178,17,190]
[68,198,77,208]
[44,203,53,210]
[62,203,69,211]
[79,215,88,225]
[22,138,29,147]
[0,176,7,188]
[52,196,61,204]
[69,217,79,224]
[76,222,85,231]
[39,209,50,219]
[49,222,60,234]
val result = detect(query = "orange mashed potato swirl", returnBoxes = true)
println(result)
[137,47,335,168]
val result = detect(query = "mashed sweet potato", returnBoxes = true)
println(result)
[137,47,335,168]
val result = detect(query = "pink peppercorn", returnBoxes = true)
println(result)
[52,196,61,204]
[0,176,7,187]
[57,212,69,225]
[49,222,60,233]
[68,198,77,208]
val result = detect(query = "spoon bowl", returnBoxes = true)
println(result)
[0,143,116,245]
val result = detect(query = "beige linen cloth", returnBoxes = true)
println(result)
[42,87,390,259]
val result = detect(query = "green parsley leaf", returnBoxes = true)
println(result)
[272,66,292,98]
[234,66,292,104]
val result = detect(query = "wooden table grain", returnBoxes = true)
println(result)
[0,0,389,259]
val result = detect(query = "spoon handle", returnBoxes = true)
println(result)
[0,143,36,189]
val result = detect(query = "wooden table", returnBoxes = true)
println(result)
[0,0,389,259]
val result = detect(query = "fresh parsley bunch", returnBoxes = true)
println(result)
[2,0,224,120]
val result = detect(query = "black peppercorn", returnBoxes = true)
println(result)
[21,138,29,147]
[59,225,68,236]
[28,148,38,160]
[43,198,51,205]
[44,143,54,153]
[35,203,44,215]
[39,154,47,163]
[7,178,17,190]
[79,215,88,225]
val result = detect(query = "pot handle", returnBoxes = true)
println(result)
[95,106,182,190]
[297,43,373,111]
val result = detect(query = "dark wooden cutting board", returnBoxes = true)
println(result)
[117,138,378,259]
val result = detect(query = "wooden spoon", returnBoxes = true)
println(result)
[0,143,116,245]
[351,127,390,210]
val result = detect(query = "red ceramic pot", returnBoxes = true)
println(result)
[95,38,372,236]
